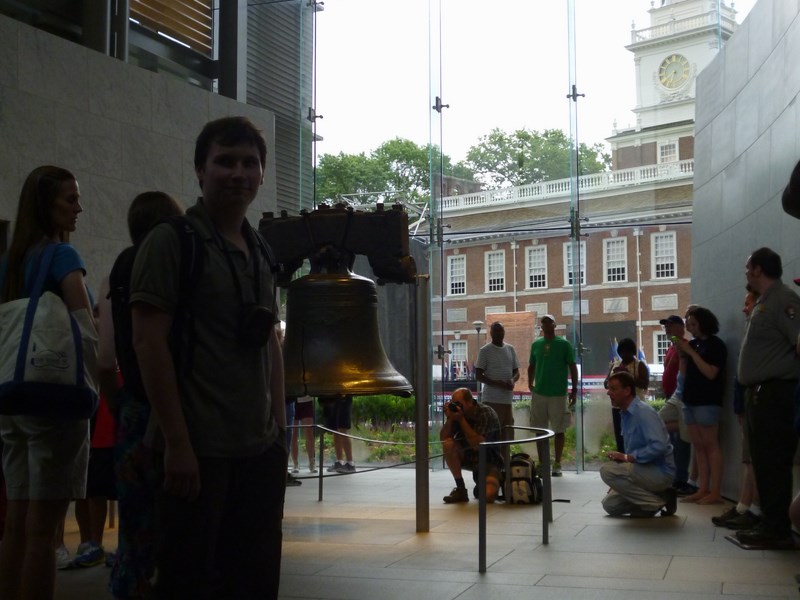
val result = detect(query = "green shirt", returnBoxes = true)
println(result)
[529,336,576,396]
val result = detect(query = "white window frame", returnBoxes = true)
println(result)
[447,255,466,296]
[525,245,548,289]
[654,332,670,365]
[448,340,468,379]
[603,238,627,283]
[485,250,505,292]
[658,141,678,164]
[562,241,586,286]
[651,231,677,279]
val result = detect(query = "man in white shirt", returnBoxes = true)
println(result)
[475,322,519,466]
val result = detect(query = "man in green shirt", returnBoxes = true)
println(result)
[527,314,578,476]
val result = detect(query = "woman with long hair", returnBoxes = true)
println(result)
[676,306,727,505]
[0,165,95,600]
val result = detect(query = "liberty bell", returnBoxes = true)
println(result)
[259,204,416,398]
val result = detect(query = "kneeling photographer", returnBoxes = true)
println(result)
[440,388,503,503]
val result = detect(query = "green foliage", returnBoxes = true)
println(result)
[313,128,611,207]
[351,395,416,428]
[315,138,472,205]
[463,127,611,188]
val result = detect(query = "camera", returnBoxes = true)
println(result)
[238,304,274,348]
[446,400,462,413]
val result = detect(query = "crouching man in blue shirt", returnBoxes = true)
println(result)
[601,372,677,517]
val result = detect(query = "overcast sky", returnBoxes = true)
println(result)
[314,0,756,165]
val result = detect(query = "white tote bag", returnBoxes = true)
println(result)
[0,244,98,418]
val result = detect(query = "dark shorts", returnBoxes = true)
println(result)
[295,399,314,421]
[323,397,352,430]
[457,437,502,476]
[86,446,116,499]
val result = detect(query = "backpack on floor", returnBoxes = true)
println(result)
[509,452,543,505]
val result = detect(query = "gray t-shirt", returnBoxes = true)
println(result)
[737,280,800,386]
[476,342,519,405]
[130,200,279,457]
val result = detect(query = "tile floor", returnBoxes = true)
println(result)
[55,466,800,599]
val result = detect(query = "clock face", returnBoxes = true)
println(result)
[658,54,690,89]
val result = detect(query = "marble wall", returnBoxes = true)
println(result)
[693,0,800,497]
[0,14,278,295]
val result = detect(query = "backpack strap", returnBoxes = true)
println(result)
[163,216,205,377]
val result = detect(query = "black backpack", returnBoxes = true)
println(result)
[108,216,203,402]
[508,452,543,505]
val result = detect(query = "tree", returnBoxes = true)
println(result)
[315,138,472,205]
[462,128,610,188]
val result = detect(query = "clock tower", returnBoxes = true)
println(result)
[608,0,738,169]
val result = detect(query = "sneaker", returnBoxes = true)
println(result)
[443,487,469,504]
[551,462,562,477]
[286,473,302,486]
[291,465,300,474]
[673,482,698,497]
[336,462,356,473]
[71,543,106,568]
[660,488,678,516]
[327,461,344,472]
[105,550,117,568]
[736,525,795,549]
[55,545,71,570]
[711,506,740,526]
[725,510,761,531]
[309,460,317,473]
[76,541,93,556]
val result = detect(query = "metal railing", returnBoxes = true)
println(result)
[288,424,443,501]
[477,426,555,573]
[439,160,694,214]
[288,422,556,573]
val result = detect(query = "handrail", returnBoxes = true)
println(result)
[439,159,694,214]
[287,423,443,501]
[478,425,555,573]
[287,422,557,574]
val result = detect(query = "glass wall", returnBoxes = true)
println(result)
[310,0,754,471]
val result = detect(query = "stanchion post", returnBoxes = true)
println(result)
[414,274,431,533]
[478,445,487,573]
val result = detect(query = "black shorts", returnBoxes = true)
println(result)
[86,447,117,499]
[322,396,352,430]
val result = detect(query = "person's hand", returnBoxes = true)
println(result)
[503,379,515,390]
[606,451,627,463]
[673,337,690,354]
[163,439,200,501]
[568,390,577,405]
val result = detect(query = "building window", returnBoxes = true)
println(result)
[659,142,677,163]
[562,241,586,286]
[654,332,670,365]
[448,340,468,379]
[561,299,589,316]
[603,297,629,313]
[446,308,466,323]
[525,246,547,289]
[652,232,677,279]
[447,255,466,296]
[603,238,627,283]
[485,250,505,292]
